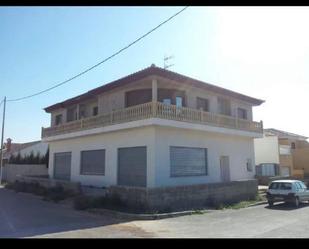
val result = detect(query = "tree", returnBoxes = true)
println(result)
[34,152,41,164]
[15,152,21,164]
[28,151,34,164]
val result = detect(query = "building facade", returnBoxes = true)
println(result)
[254,128,309,178]
[42,65,264,188]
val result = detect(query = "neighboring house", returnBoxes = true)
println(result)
[41,64,264,188]
[254,128,309,178]
[2,138,48,164]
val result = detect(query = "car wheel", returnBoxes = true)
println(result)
[294,197,300,208]
[268,200,273,207]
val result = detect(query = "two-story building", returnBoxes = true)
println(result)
[254,128,309,178]
[42,64,264,190]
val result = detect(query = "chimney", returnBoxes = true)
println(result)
[6,138,12,152]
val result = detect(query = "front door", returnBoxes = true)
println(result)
[220,156,230,182]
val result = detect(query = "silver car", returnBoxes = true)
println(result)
[266,180,309,208]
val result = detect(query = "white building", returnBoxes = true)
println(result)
[41,65,264,188]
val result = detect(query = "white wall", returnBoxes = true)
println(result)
[254,136,280,165]
[154,126,255,187]
[48,126,156,188]
[12,142,48,158]
[3,164,48,183]
[48,124,255,188]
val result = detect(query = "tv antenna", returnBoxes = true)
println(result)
[164,55,174,70]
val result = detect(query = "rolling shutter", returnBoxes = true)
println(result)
[170,146,207,177]
[54,152,71,181]
[118,146,147,187]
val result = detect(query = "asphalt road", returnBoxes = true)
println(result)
[2,186,309,238]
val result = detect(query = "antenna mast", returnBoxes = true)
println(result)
[164,55,175,70]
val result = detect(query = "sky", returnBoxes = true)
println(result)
[0,6,308,143]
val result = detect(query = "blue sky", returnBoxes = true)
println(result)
[0,6,308,143]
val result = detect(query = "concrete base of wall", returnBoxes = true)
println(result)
[107,180,258,212]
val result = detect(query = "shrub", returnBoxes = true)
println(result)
[73,195,94,210]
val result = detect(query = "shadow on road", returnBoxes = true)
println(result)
[264,202,309,211]
[0,187,135,238]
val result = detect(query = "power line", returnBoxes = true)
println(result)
[7,6,189,102]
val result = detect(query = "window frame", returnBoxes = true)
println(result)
[237,107,248,120]
[55,114,63,126]
[196,97,209,112]
[217,97,231,116]
[80,149,106,176]
[93,106,98,116]
[170,146,208,177]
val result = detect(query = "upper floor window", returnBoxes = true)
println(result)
[163,98,172,105]
[176,96,183,107]
[55,114,63,126]
[291,142,296,149]
[217,97,231,116]
[196,97,209,112]
[67,106,78,122]
[93,106,98,116]
[237,108,248,120]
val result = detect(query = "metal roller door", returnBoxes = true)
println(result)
[54,152,71,181]
[118,146,147,187]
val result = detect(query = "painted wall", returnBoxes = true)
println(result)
[49,76,256,127]
[48,124,255,188]
[3,164,48,183]
[12,142,48,158]
[154,126,255,187]
[254,136,280,165]
[48,126,156,188]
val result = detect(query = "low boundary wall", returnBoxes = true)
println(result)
[3,164,48,183]
[108,179,258,211]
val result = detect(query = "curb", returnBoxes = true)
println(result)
[247,201,268,207]
[87,208,212,220]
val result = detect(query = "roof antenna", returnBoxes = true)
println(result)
[164,54,174,70]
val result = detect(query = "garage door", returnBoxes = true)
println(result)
[54,152,71,181]
[118,146,147,187]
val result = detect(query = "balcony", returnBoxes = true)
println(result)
[42,101,263,138]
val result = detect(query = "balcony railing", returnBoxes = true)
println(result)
[42,101,263,138]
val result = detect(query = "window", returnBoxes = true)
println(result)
[163,98,172,105]
[67,106,78,122]
[55,114,63,126]
[80,150,105,175]
[176,96,183,107]
[291,142,296,149]
[246,158,253,172]
[170,146,207,177]
[196,97,209,112]
[93,106,98,116]
[237,108,248,120]
[217,97,231,116]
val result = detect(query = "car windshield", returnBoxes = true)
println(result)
[269,182,292,190]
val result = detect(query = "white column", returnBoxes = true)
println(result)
[152,78,158,102]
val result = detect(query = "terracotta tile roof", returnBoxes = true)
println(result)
[44,65,265,113]
[264,128,308,140]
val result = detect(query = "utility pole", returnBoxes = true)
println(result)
[0,96,6,185]
[164,55,175,70]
